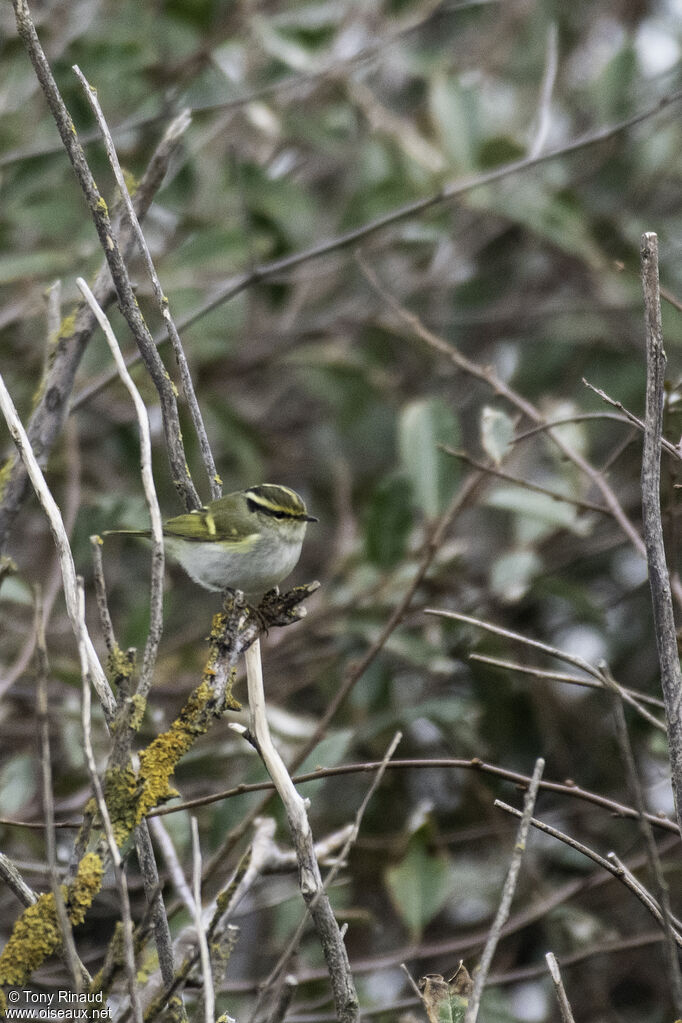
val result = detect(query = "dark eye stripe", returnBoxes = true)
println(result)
[247,497,296,519]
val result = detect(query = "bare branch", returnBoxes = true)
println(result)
[426,608,666,731]
[77,277,164,696]
[244,639,359,1023]
[468,652,665,710]
[498,801,682,945]
[464,757,545,1023]
[442,445,608,514]
[0,97,192,551]
[608,685,682,1009]
[640,231,682,835]
[11,0,200,511]
[0,372,116,719]
[584,377,681,460]
[191,817,215,1023]
[545,953,576,1023]
[73,67,220,501]
[35,589,87,991]
[76,581,142,1023]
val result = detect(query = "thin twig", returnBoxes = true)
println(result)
[255,732,402,1016]
[468,652,665,710]
[35,588,86,990]
[245,639,359,1023]
[607,685,682,1009]
[0,99,192,551]
[11,0,199,511]
[512,411,634,443]
[426,608,666,732]
[73,67,221,501]
[639,231,682,836]
[190,817,214,1023]
[149,817,195,915]
[464,758,545,1023]
[1,416,81,698]
[498,801,682,945]
[584,377,681,460]
[0,372,116,719]
[76,277,164,696]
[134,821,179,997]
[6,754,679,837]
[76,581,142,1023]
[89,535,117,657]
[442,445,608,514]
[545,953,576,1023]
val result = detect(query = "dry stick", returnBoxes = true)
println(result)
[442,445,609,515]
[583,379,681,461]
[464,757,545,1023]
[190,818,215,1023]
[640,231,682,836]
[0,373,116,719]
[512,411,634,443]
[73,67,221,501]
[608,685,682,1008]
[544,953,576,1023]
[11,0,199,512]
[34,588,88,991]
[0,853,35,910]
[6,751,679,838]
[90,536,117,656]
[1,413,81,697]
[498,802,682,946]
[469,652,665,710]
[244,639,359,1023]
[254,732,402,1019]
[151,755,680,835]
[0,108,192,553]
[76,277,164,695]
[149,817,195,916]
[76,582,142,1023]
[425,608,666,732]
[71,86,682,413]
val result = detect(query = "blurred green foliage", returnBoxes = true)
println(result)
[1,0,682,1020]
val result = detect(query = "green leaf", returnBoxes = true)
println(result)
[385,831,453,940]
[480,406,514,466]
[398,398,460,519]
[365,473,414,568]
[486,484,591,540]
[428,74,478,173]
[490,548,542,603]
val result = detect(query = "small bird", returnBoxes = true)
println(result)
[105,484,317,597]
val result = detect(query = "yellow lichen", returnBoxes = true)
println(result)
[107,644,135,689]
[0,853,103,988]
[102,764,140,847]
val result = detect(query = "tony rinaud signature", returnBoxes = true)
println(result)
[5,990,111,1020]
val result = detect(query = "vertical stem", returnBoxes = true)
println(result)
[640,231,682,835]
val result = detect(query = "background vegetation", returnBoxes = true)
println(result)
[1,0,682,1020]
